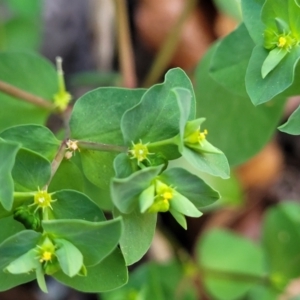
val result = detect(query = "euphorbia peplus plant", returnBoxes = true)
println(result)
[2,0,300,298]
[0,52,229,293]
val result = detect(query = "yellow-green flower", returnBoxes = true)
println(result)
[30,188,56,213]
[53,57,72,111]
[184,128,208,145]
[147,180,174,213]
[129,140,153,163]
[35,237,56,264]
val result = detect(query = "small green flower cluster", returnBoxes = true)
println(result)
[112,86,229,229]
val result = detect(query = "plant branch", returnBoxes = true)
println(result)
[0,80,55,110]
[198,265,269,284]
[78,140,128,153]
[142,0,197,87]
[13,191,35,198]
[45,140,68,188]
[114,0,137,88]
[60,106,72,139]
[148,136,178,148]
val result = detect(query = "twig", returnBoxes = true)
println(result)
[45,140,67,188]
[60,105,72,140]
[0,80,55,110]
[78,140,127,153]
[44,138,127,189]
[142,0,197,87]
[114,0,137,88]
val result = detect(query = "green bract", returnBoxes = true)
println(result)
[112,166,219,230]
[260,1,300,79]
[246,0,300,105]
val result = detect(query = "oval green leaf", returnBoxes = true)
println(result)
[0,230,41,270]
[0,138,20,210]
[49,190,105,222]
[241,0,265,45]
[114,208,157,266]
[246,45,300,105]
[55,238,83,277]
[0,124,60,161]
[197,229,265,300]
[261,47,288,78]
[159,168,220,208]
[53,248,127,293]
[12,148,51,192]
[111,165,163,214]
[210,23,255,97]
[42,218,122,266]
[195,45,285,166]
[262,202,300,283]
[279,104,300,134]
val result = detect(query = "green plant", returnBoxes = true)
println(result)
[0,52,228,293]
[1,0,300,299]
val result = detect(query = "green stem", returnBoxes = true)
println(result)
[44,140,68,188]
[56,57,67,92]
[142,0,197,87]
[78,140,128,153]
[198,265,270,284]
[43,209,49,221]
[148,136,178,148]
[0,80,55,111]
[61,106,72,139]
[13,191,36,199]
